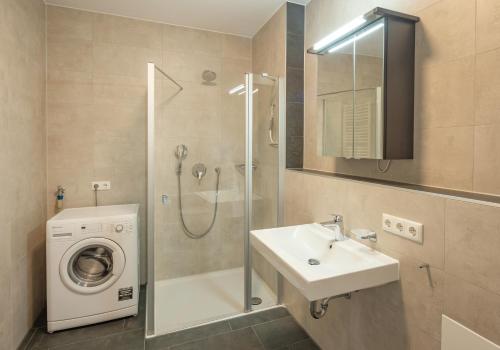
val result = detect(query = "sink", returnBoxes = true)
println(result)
[250,223,399,301]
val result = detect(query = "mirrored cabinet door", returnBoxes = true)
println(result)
[318,41,354,158]
[311,8,418,160]
[353,19,384,159]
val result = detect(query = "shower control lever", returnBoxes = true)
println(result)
[192,163,207,185]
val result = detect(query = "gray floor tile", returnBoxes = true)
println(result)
[146,321,231,350]
[252,316,309,350]
[229,308,290,330]
[47,328,144,350]
[169,327,264,350]
[30,319,126,349]
[290,338,320,350]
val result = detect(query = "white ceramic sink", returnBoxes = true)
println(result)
[251,223,399,301]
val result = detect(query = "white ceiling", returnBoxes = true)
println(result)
[44,0,309,37]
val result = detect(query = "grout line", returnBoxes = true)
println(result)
[250,325,267,350]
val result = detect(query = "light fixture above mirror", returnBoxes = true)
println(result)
[308,7,419,55]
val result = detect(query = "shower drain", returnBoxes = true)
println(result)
[251,297,262,305]
[308,258,320,265]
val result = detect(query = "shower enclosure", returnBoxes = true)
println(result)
[146,63,285,337]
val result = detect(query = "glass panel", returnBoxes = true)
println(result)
[147,68,281,338]
[317,41,355,158]
[151,65,249,335]
[354,19,385,159]
[249,73,279,310]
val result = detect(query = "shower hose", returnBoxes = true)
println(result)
[177,167,221,239]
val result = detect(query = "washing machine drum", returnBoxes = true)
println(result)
[60,238,126,294]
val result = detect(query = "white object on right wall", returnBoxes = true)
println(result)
[382,213,423,244]
[441,315,500,350]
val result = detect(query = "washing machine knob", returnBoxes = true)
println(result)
[115,224,124,233]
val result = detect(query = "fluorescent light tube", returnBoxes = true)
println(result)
[238,88,258,95]
[328,21,384,53]
[228,84,245,95]
[328,37,355,53]
[313,16,366,51]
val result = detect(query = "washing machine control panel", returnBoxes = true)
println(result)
[80,220,134,235]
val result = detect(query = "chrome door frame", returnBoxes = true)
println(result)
[244,73,285,311]
[244,73,253,312]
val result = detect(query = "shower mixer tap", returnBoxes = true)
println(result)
[192,163,207,185]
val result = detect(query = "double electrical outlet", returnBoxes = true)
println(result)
[382,213,423,244]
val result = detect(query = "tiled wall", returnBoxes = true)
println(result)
[0,0,47,348]
[283,169,500,349]
[303,0,500,196]
[251,4,287,293]
[46,6,152,281]
[45,6,253,282]
[153,24,252,280]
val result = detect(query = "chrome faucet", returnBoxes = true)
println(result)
[320,214,346,241]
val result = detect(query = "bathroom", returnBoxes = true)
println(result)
[1,0,500,349]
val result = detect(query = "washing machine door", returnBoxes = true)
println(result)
[60,238,126,294]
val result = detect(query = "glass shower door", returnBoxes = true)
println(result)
[244,73,282,312]
[146,66,283,338]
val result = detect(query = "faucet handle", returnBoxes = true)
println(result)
[330,214,343,223]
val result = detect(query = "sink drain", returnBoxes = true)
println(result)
[251,297,262,305]
[308,258,320,265]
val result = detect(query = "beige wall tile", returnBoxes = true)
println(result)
[48,41,93,73]
[473,125,500,194]
[415,0,475,64]
[475,48,500,126]
[444,274,500,346]
[47,82,93,105]
[445,199,500,294]
[223,34,252,60]
[47,5,92,43]
[93,45,161,81]
[252,4,286,77]
[415,56,474,129]
[0,0,46,347]
[93,13,162,49]
[417,126,474,190]
[476,0,500,54]
[409,328,440,350]
[163,25,223,56]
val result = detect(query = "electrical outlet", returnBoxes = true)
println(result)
[382,213,423,244]
[91,181,111,191]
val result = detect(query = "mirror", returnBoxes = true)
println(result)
[317,19,385,159]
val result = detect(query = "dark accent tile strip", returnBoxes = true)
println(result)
[285,2,305,170]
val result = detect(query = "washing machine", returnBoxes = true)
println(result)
[46,204,140,332]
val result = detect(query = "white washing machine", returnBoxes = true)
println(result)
[46,204,140,332]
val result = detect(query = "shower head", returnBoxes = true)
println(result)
[175,144,188,160]
[202,70,217,86]
[175,144,188,175]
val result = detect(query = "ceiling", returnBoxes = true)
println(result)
[44,0,309,37]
